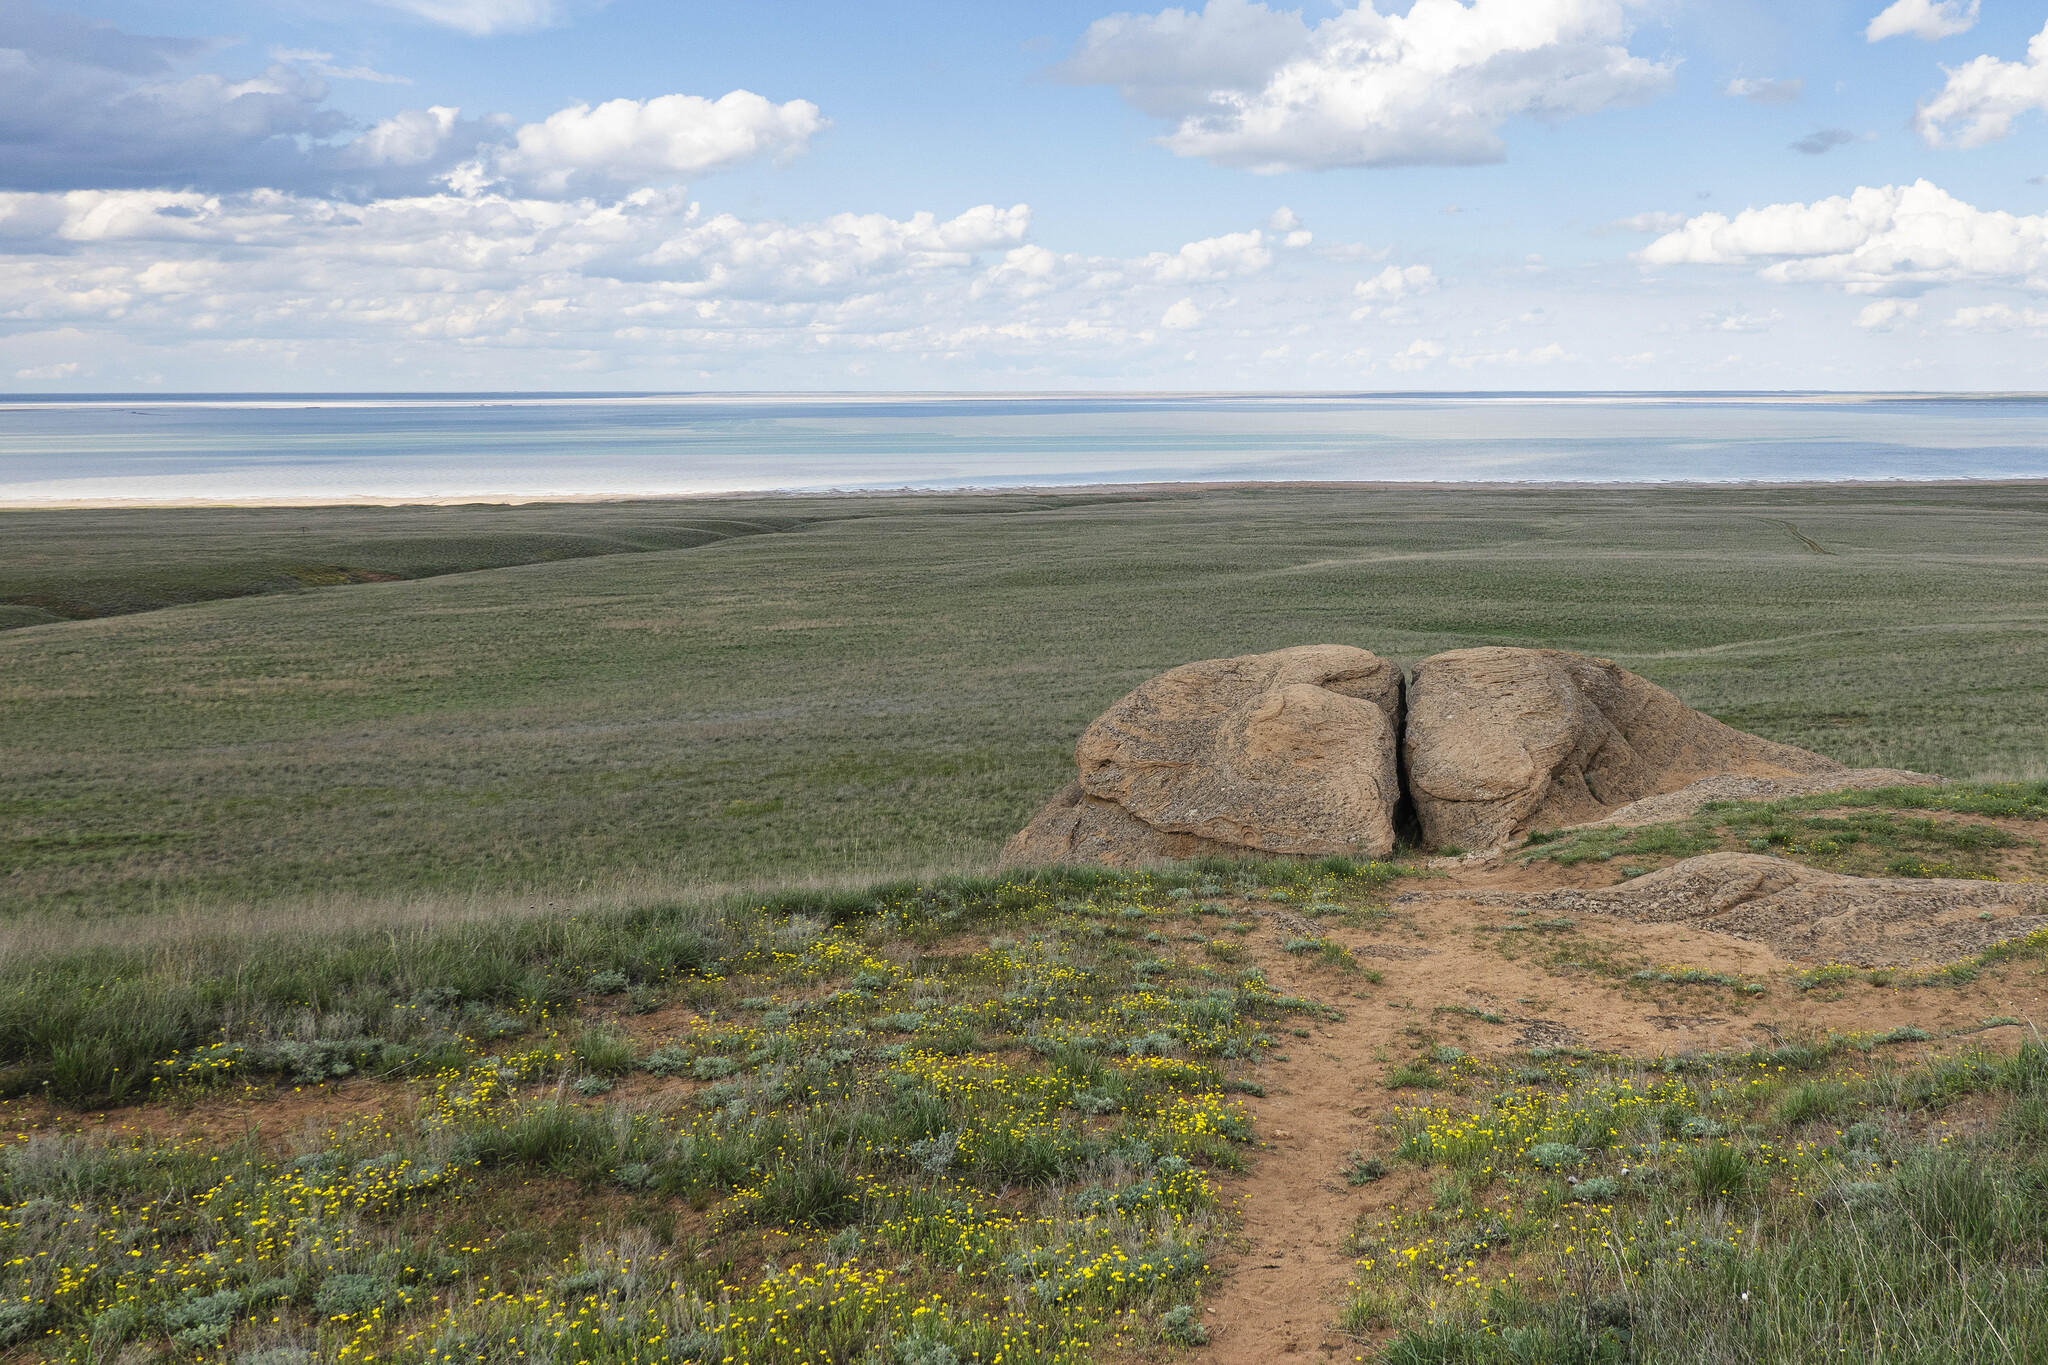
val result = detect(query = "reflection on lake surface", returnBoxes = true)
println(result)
[3,392,2045,503]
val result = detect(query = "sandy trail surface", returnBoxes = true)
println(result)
[1188,849,2047,1363]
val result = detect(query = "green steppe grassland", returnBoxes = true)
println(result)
[2,484,2046,1365]
[7,484,2048,931]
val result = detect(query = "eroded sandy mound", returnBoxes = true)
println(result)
[1002,645,1403,866]
[1581,769,1944,828]
[1462,851,2048,966]
[1405,647,1851,851]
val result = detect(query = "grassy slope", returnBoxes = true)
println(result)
[1357,1034,2048,1364]
[1520,783,2048,882]
[0,494,1166,629]
[0,501,847,628]
[0,862,1351,1364]
[5,484,2048,922]
[0,496,1134,628]
[3,862,2043,1365]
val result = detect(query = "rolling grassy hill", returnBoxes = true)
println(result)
[4,483,2047,927]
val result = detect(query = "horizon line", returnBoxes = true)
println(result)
[7,388,2048,404]
[11,475,2048,512]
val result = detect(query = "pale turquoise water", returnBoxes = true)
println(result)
[1,393,2044,502]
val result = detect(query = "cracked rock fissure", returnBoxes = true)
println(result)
[1001,644,1934,868]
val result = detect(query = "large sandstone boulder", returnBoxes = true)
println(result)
[1005,642,1931,868]
[1463,852,2048,966]
[997,782,1270,868]
[1001,645,1403,866]
[1405,648,1844,851]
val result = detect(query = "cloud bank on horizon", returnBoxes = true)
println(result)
[3,0,2048,391]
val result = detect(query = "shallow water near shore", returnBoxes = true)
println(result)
[3,391,2046,503]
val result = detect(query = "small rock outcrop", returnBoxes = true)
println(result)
[1000,645,1403,866]
[1405,648,1846,851]
[1580,768,1942,830]
[1466,852,2048,966]
[1005,643,1935,867]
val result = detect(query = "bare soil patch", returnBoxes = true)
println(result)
[1187,861,2047,1363]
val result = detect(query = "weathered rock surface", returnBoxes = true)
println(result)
[1461,852,2048,966]
[1405,648,1847,851]
[1001,645,1403,866]
[997,781,1268,867]
[1006,643,1943,869]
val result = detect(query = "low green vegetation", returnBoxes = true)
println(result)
[0,501,857,629]
[1284,935,1359,970]
[1346,1033,2048,1363]
[0,859,1399,1364]
[7,484,2048,926]
[1520,781,2048,880]
[1629,967,1768,995]
[0,855,1402,1107]
[7,486,2048,1365]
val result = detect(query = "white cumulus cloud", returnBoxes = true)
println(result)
[1266,208,1315,247]
[15,361,82,380]
[1638,180,2048,293]
[1140,229,1274,281]
[0,190,1393,380]
[974,244,1062,298]
[494,92,828,193]
[1855,298,1919,329]
[347,107,462,167]
[1699,309,1783,332]
[636,202,1032,298]
[1913,21,2048,148]
[1060,0,1673,172]
[0,8,825,199]
[1946,302,2048,330]
[1353,263,1437,301]
[966,220,1308,304]
[1387,338,1444,370]
[1866,0,1979,43]
[0,188,1033,337]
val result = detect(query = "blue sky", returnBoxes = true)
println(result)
[3,0,2047,390]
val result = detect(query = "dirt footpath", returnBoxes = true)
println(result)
[1189,861,2047,1364]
